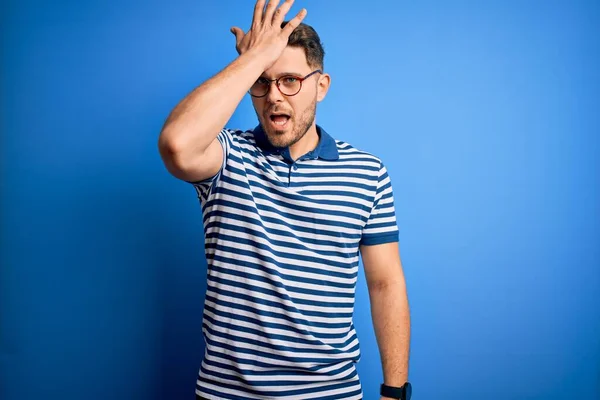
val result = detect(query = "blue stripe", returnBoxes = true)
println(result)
[207,253,357,289]
[206,234,359,272]
[206,283,353,317]
[200,351,357,377]
[292,189,374,202]
[203,198,364,231]
[206,221,358,257]
[203,333,353,364]
[194,128,398,398]
[201,325,358,366]
[301,162,379,171]
[197,372,361,398]
[203,314,356,348]
[208,262,357,297]
[204,303,351,339]
[205,287,353,326]
[218,178,368,220]
[204,213,361,246]
[227,163,376,191]
[206,244,358,280]
[199,361,358,388]
[222,171,373,212]
[203,322,359,357]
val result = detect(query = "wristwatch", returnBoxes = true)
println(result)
[380,382,412,400]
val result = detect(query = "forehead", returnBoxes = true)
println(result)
[263,46,310,76]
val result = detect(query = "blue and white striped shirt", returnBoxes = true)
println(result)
[192,124,399,400]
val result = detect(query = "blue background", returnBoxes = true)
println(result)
[1,0,599,399]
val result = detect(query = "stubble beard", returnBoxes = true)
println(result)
[262,97,317,149]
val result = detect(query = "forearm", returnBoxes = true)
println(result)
[159,49,266,157]
[369,281,411,386]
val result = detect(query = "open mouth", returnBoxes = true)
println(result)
[269,113,291,128]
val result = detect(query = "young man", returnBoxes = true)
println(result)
[158,1,411,399]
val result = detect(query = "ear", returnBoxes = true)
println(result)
[316,73,331,102]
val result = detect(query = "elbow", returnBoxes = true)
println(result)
[158,131,216,183]
[158,131,193,175]
[158,126,183,158]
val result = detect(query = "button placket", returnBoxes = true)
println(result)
[289,162,300,188]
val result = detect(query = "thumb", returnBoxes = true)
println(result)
[230,26,244,43]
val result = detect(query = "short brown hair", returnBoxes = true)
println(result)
[281,22,325,70]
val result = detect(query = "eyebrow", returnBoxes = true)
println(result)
[259,72,304,79]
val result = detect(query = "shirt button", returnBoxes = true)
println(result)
[293,165,298,170]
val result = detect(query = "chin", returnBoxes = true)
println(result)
[267,133,292,148]
[263,123,293,146]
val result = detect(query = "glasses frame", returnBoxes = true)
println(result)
[249,69,323,98]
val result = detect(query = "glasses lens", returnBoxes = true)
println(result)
[250,79,269,97]
[249,76,303,97]
[278,76,301,96]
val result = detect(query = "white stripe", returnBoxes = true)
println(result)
[209,244,359,281]
[194,129,399,399]
[209,258,357,297]
[204,299,352,336]
[203,307,357,347]
[206,279,354,320]
[204,205,361,244]
[208,226,361,266]
[196,373,362,400]
[203,319,359,355]
[204,320,359,361]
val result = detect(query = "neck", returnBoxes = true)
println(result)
[289,123,319,161]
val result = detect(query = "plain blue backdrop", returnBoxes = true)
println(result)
[1,0,599,399]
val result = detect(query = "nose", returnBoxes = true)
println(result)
[265,80,284,103]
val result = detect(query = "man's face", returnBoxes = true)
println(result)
[251,46,327,149]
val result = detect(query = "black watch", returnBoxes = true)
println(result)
[380,382,412,400]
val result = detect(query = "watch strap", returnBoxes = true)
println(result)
[380,382,412,400]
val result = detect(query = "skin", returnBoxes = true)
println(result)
[361,242,411,398]
[158,0,411,397]
[158,0,309,183]
[250,46,330,160]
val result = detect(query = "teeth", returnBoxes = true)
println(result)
[271,115,289,127]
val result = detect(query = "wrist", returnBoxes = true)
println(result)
[380,382,412,400]
[239,47,275,72]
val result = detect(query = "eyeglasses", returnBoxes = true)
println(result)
[249,70,322,98]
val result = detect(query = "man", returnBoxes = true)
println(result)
[158,1,411,399]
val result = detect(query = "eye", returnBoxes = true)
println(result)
[256,77,270,85]
[282,76,298,84]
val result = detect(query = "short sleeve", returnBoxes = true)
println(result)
[188,128,237,204]
[360,161,400,246]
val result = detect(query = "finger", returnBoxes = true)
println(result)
[281,8,307,36]
[263,0,281,24]
[230,26,244,45]
[272,0,294,26]
[251,0,266,28]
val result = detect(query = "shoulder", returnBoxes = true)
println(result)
[333,138,384,170]
[219,127,260,149]
[220,127,254,141]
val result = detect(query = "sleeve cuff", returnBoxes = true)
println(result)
[359,231,399,246]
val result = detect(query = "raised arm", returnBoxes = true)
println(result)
[158,0,307,182]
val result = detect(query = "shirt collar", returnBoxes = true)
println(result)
[252,123,339,161]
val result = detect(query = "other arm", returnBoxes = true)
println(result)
[360,241,411,394]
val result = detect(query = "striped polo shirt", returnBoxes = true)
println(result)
[191,124,399,400]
